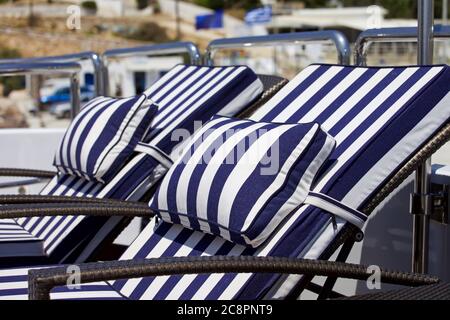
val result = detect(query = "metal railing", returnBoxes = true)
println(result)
[205,30,352,66]
[0,62,81,118]
[102,42,202,95]
[355,25,450,66]
[0,51,104,96]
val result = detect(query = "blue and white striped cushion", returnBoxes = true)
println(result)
[53,94,158,183]
[150,116,336,247]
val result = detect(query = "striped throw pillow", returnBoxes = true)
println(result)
[54,94,158,183]
[150,116,336,247]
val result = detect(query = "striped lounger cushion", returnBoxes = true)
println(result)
[54,94,157,183]
[0,64,263,263]
[150,116,336,247]
[4,64,448,300]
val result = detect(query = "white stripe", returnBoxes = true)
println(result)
[0,235,37,239]
[39,175,60,194]
[0,223,24,230]
[0,229,30,234]
[93,96,146,176]
[0,268,31,277]
[51,291,122,299]
[303,195,365,229]
[0,294,28,300]
[217,78,264,117]
[0,281,27,290]
[251,65,320,121]
[134,144,173,169]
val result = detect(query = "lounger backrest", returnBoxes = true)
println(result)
[111,64,450,300]
[144,65,263,153]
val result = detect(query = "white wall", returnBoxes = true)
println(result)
[95,0,124,17]
[0,129,65,195]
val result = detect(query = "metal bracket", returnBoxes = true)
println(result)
[430,183,449,225]
[410,184,449,225]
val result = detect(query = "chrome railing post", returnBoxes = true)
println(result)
[412,0,435,275]
[0,62,81,119]
[205,31,352,66]
[69,72,81,118]
[0,52,106,96]
[102,42,202,96]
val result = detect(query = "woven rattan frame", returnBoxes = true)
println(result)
[28,255,440,300]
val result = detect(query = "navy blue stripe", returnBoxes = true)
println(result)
[0,275,27,283]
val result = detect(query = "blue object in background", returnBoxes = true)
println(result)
[40,86,95,106]
[245,6,272,25]
[195,10,224,30]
